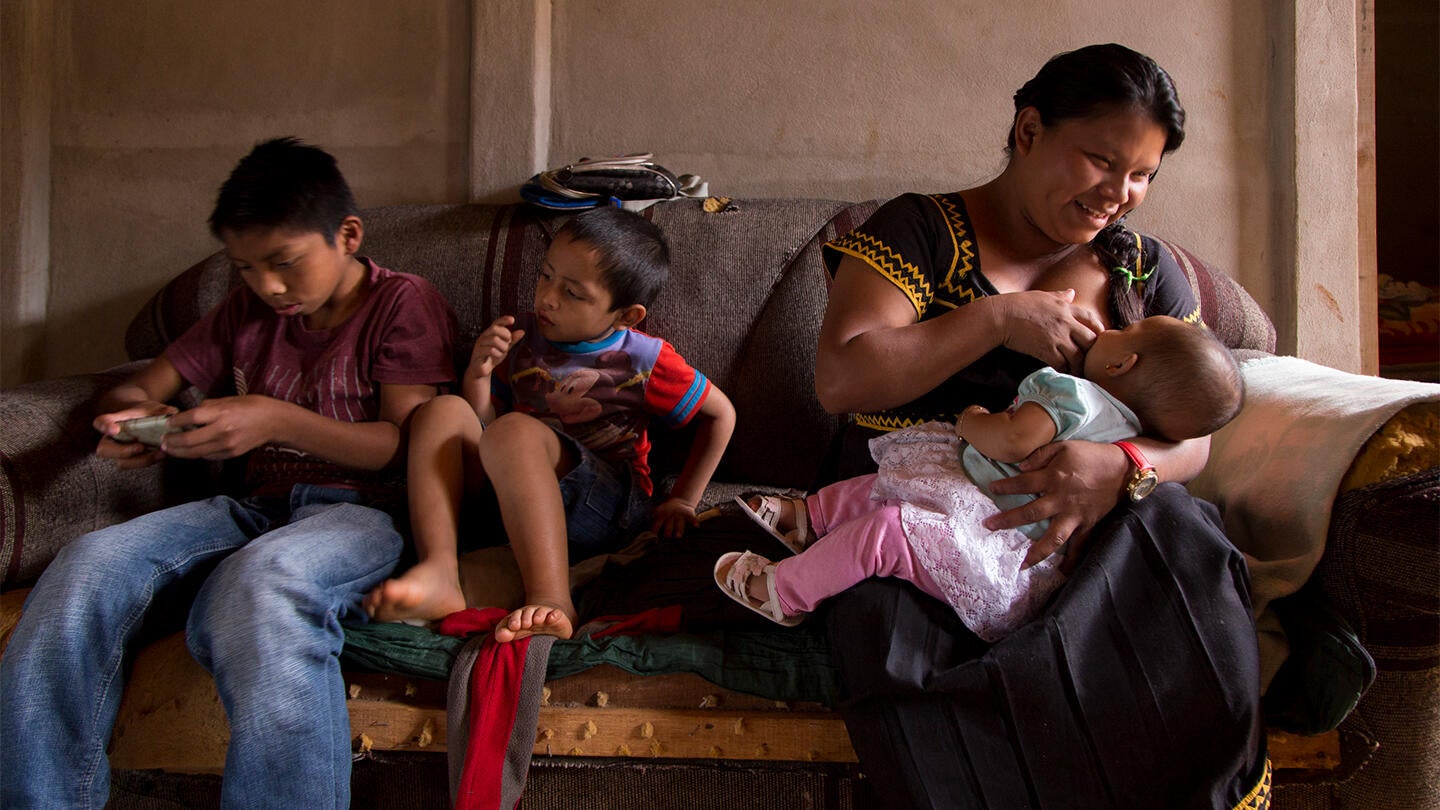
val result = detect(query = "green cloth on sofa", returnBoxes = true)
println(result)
[340,622,841,706]
[340,512,844,705]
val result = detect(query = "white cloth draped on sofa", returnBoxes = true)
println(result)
[1188,355,1440,684]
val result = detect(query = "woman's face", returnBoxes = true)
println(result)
[1015,107,1169,248]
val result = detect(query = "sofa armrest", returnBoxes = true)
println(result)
[1300,402,1439,805]
[0,364,215,589]
[1189,363,1438,808]
[1189,358,1440,618]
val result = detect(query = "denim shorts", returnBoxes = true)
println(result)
[552,428,652,561]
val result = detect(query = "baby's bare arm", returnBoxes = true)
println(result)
[956,402,1059,463]
[463,316,524,423]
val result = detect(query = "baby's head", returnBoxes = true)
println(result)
[535,207,670,343]
[1084,315,1244,441]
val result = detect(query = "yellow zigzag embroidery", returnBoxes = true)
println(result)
[854,413,959,432]
[929,195,981,307]
[829,232,931,318]
[1231,759,1271,810]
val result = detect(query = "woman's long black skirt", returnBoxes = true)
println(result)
[825,484,1270,809]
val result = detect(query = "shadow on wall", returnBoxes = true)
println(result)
[0,323,46,390]
[41,290,162,382]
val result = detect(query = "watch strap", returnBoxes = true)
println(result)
[1114,440,1155,473]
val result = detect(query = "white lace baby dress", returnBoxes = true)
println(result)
[868,421,1065,642]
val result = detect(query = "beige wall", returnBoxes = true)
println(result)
[2,0,472,384]
[2,0,1370,385]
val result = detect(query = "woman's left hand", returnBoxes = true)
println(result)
[982,440,1130,572]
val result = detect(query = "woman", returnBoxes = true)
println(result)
[815,44,1269,808]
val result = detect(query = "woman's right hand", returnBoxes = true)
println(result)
[983,438,1131,571]
[991,288,1105,375]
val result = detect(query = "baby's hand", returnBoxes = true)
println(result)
[94,402,179,468]
[466,316,527,381]
[956,404,989,440]
[650,497,699,539]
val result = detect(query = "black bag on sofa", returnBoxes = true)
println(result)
[521,153,706,210]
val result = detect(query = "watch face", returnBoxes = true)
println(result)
[1130,472,1159,501]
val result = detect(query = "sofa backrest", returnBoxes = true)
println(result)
[124,198,1275,491]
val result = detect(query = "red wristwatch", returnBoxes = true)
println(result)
[1115,440,1159,502]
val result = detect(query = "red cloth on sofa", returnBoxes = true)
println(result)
[438,607,532,810]
[436,606,685,810]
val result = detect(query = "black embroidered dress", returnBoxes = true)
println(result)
[817,193,1270,809]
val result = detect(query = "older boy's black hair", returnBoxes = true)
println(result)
[208,137,359,245]
[555,206,670,311]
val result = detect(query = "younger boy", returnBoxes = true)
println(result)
[719,315,1242,641]
[0,137,457,809]
[366,206,736,639]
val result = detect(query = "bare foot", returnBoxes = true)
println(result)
[493,602,575,643]
[364,561,467,624]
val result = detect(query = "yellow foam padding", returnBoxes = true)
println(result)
[1340,401,1440,493]
[0,588,27,656]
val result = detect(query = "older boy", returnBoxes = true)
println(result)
[0,137,457,809]
[366,207,736,639]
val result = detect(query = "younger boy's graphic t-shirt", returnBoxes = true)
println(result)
[492,312,712,496]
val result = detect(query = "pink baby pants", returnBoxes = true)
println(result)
[770,474,946,616]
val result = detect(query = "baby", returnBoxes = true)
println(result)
[717,315,1243,641]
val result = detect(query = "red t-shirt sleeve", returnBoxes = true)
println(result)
[643,342,711,427]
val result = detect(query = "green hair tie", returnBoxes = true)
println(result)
[1111,264,1155,290]
[1111,231,1153,289]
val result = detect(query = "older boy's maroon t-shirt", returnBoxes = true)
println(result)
[165,258,457,498]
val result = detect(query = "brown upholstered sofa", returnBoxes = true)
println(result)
[1,198,1436,809]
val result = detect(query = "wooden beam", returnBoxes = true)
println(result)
[530,706,855,762]
[0,614,1340,775]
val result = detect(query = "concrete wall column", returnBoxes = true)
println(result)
[1,0,54,387]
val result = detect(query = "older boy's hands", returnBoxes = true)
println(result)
[94,402,179,469]
[651,496,699,538]
[161,395,280,460]
[466,316,526,383]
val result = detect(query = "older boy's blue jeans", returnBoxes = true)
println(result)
[0,485,402,810]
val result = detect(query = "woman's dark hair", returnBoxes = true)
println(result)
[209,137,359,245]
[1006,43,1186,155]
[1091,219,1147,327]
[555,206,670,311]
